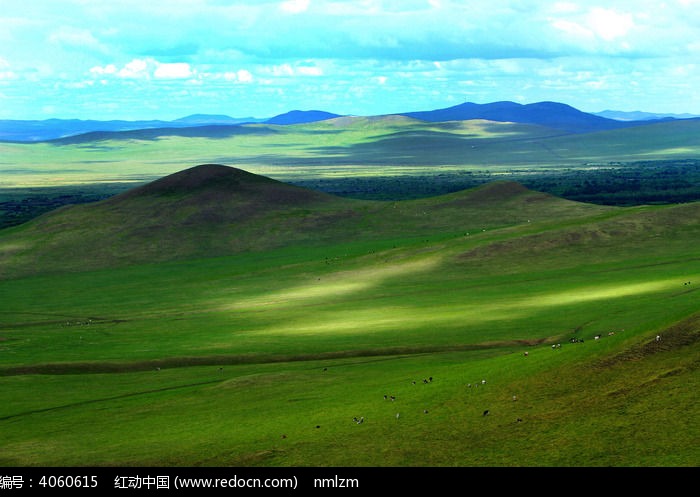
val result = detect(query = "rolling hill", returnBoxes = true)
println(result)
[0,164,613,278]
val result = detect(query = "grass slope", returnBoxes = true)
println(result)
[1,166,699,467]
[0,164,611,278]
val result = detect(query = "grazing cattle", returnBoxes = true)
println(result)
[384,395,388,400]
[516,418,523,423]
[396,413,400,420]
[357,417,364,424]
[512,395,518,402]
[281,434,287,439]
[656,335,661,342]
[429,377,433,382]
[390,395,396,402]
[594,335,601,340]
[524,351,529,357]
[423,409,429,414]
[483,410,490,416]
[481,379,486,384]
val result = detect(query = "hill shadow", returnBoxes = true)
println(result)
[48,125,279,145]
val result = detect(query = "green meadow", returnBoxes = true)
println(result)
[3,117,700,189]
[0,119,699,467]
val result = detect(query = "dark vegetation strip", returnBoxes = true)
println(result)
[0,379,222,421]
[289,159,700,204]
[3,159,700,229]
[0,340,544,377]
[0,183,137,229]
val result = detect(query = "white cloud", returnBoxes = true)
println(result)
[218,70,255,83]
[550,6,635,43]
[89,64,117,75]
[550,19,593,38]
[280,0,310,14]
[671,64,697,77]
[265,62,323,77]
[236,69,254,83]
[154,62,193,79]
[91,59,195,80]
[63,80,95,89]
[271,64,295,76]
[551,2,580,14]
[118,59,150,79]
[588,7,634,41]
[48,26,105,52]
[0,57,15,79]
[296,65,323,76]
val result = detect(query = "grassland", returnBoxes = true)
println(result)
[2,117,700,189]
[0,164,698,467]
[4,116,700,230]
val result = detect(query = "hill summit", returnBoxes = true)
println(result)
[117,163,286,198]
[109,163,336,208]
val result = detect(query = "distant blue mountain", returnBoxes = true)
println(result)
[401,101,647,133]
[174,114,266,125]
[593,110,700,121]
[265,110,343,125]
[0,102,687,142]
[0,115,265,142]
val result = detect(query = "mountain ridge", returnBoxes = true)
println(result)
[0,100,686,142]
[400,100,643,133]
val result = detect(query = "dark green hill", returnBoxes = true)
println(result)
[0,164,612,278]
[110,163,333,206]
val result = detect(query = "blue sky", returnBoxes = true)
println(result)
[2,0,700,120]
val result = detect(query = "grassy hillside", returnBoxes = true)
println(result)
[0,166,698,467]
[0,164,612,278]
